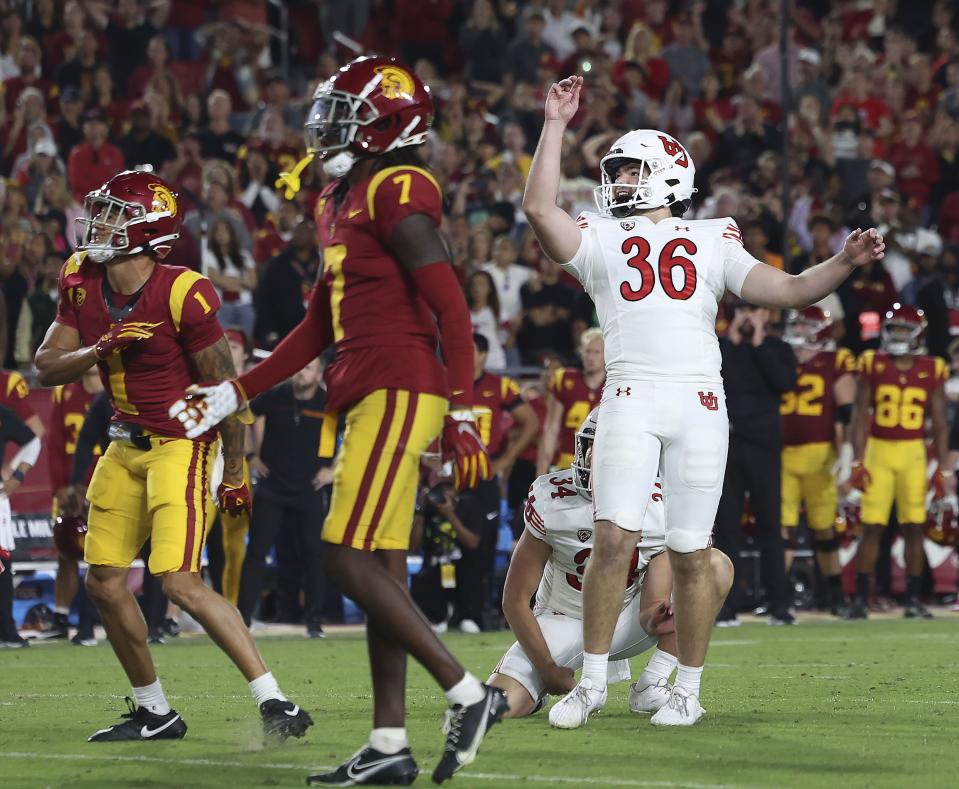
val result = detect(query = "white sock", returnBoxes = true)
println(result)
[444,672,485,707]
[581,652,609,690]
[369,727,408,754]
[133,679,171,716]
[249,671,287,706]
[54,605,70,616]
[675,664,703,697]
[640,648,678,686]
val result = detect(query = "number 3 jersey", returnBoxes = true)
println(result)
[522,471,666,619]
[562,214,760,385]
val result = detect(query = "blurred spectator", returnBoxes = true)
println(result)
[557,146,597,218]
[888,111,941,216]
[485,122,533,182]
[120,102,177,171]
[715,96,780,180]
[661,15,710,100]
[461,0,509,84]
[254,219,318,349]
[466,270,506,370]
[56,28,99,98]
[2,86,50,167]
[87,0,171,96]
[482,235,531,335]
[127,34,171,99]
[54,86,85,159]
[67,109,124,202]
[794,214,846,327]
[14,138,65,207]
[504,10,554,87]
[201,218,257,339]
[396,0,455,71]
[516,256,575,365]
[198,89,245,163]
[182,176,253,255]
[541,0,581,60]
[237,147,280,228]
[2,35,57,114]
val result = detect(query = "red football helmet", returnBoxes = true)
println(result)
[925,494,959,546]
[880,303,927,356]
[305,55,433,177]
[784,306,835,351]
[76,170,181,263]
[53,514,88,561]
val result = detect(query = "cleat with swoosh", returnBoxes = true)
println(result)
[306,745,418,786]
[260,699,314,741]
[88,697,187,742]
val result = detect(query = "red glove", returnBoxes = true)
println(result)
[441,410,491,490]
[930,469,952,501]
[217,482,252,516]
[849,461,872,493]
[94,321,163,358]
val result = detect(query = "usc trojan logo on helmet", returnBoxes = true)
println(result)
[148,182,177,216]
[375,65,415,100]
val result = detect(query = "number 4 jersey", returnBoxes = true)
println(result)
[562,214,760,385]
[523,471,666,619]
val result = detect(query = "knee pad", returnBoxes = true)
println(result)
[665,526,713,553]
[679,434,725,489]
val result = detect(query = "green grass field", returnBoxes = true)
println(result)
[2,618,958,789]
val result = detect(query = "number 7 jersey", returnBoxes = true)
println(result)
[561,214,760,385]
[523,471,665,619]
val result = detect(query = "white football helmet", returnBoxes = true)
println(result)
[594,129,697,218]
[572,407,599,500]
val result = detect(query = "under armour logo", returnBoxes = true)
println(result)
[698,391,719,411]
[616,387,631,397]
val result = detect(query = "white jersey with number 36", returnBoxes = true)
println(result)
[562,214,760,385]
[523,471,666,619]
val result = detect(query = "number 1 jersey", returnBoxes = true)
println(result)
[522,471,665,619]
[561,214,760,385]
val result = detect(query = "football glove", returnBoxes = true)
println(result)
[441,409,491,490]
[929,468,953,501]
[831,442,854,486]
[849,460,871,493]
[169,381,246,439]
[94,321,163,358]
[217,481,252,516]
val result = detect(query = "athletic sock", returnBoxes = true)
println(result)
[249,671,287,706]
[445,672,485,707]
[826,574,843,605]
[133,679,171,715]
[581,651,609,691]
[905,575,921,602]
[369,727,409,754]
[674,664,703,698]
[856,572,871,603]
[639,648,678,686]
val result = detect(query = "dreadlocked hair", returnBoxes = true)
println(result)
[371,146,428,173]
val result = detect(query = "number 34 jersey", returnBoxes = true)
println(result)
[522,471,665,619]
[858,350,948,440]
[562,214,760,386]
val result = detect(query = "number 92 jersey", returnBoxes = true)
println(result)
[522,471,665,619]
[562,214,759,385]
[781,348,855,446]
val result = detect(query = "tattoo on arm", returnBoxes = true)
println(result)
[190,336,244,479]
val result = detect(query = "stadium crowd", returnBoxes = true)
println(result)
[2,0,959,644]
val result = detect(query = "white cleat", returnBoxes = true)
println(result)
[629,678,672,714]
[548,678,607,729]
[650,686,705,726]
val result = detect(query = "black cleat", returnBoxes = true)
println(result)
[841,600,869,620]
[306,745,418,786]
[161,617,181,638]
[88,697,187,742]
[48,613,70,640]
[260,699,313,740]
[432,685,508,784]
[768,609,796,626]
[904,601,934,619]
[0,636,29,648]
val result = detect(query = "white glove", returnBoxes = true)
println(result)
[168,381,243,439]
[832,442,854,485]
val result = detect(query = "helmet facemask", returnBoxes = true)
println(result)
[76,194,143,263]
[784,317,831,352]
[572,424,596,500]
[305,87,378,177]
[881,321,924,356]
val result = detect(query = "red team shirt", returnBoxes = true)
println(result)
[780,348,855,446]
[472,371,523,458]
[55,252,224,439]
[314,165,450,411]
[47,382,100,490]
[0,370,36,423]
[857,350,948,441]
[548,367,603,464]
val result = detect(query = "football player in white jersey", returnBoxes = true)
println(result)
[522,75,886,726]
[488,409,733,726]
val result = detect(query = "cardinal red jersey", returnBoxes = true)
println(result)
[47,382,100,490]
[548,367,604,464]
[0,370,36,422]
[315,165,449,411]
[472,372,523,458]
[781,348,855,446]
[858,350,948,441]
[518,390,547,464]
[54,252,224,439]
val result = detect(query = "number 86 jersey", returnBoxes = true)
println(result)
[523,471,665,619]
[562,214,760,386]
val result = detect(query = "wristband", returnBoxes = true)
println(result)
[12,469,26,482]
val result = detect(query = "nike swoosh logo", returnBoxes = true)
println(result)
[158,438,177,445]
[346,753,407,780]
[348,209,363,219]
[283,705,300,717]
[140,714,181,738]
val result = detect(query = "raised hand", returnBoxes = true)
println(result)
[545,75,584,125]
[842,228,886,267]
[168,380,245,439]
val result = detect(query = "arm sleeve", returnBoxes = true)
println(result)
[410,262,474,408]
[178,277,224,354]
[238,280,334,399]
[71,393,111,485]
[369,166,443,241]
[721,221,761,297]
[10,435,40,469]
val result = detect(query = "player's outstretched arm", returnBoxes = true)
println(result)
[501,531,574,693]
[739,228,885,309]
[522,76,584,265]
[35,322,99,387]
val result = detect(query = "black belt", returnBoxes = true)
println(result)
[108,422,153,451]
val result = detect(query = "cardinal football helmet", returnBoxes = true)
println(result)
[925,494,959,546]
[594,129,697,218]
[572,407,599,500]
[784,306,835,352]
[76,170,181,263]
[53,514,88,561]
[305,55,433,178]
[880,303,927,356]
